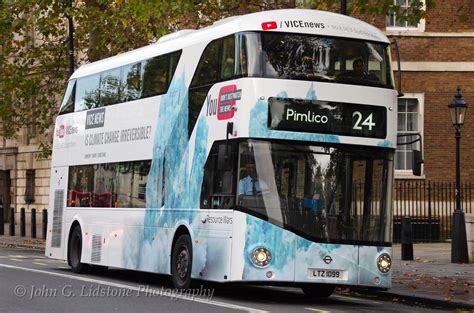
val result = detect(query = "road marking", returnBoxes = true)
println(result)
[33,262,48,266]
[9,259,23,262]
[8,255,28,259]
[332,295,381,304]
[0,263,267,313]
[305,308,330,313]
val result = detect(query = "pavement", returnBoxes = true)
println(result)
[356,242,474,310]
[0,223,473,310]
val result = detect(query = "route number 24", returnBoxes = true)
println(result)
[353,111,375,130]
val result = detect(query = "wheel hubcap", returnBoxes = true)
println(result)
[176,247,189,281]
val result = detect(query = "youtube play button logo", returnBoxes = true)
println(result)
[261,21,278,30]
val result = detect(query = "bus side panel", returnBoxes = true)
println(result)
[230,211,296,282]
[107,213,146,269]
[193,210,233,282]
[358,246,391,288]
[45,166,69,260]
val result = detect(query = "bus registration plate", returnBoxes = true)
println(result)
[308,269,347,280]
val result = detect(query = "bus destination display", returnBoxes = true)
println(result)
[268,98,387,139]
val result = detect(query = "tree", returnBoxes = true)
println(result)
[0,0,194,156]
[0,0,439,157]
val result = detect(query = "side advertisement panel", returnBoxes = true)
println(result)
[52,97,159,167]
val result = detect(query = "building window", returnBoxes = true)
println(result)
[386,0,425,32]
[396,94,423,175]
[25,169,35,204]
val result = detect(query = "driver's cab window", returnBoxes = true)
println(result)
[237,144,267,196]
[200,141,236,209]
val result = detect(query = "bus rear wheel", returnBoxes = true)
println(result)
[171,234,193,289]
[68,225,88,274]
[301,284,335,298]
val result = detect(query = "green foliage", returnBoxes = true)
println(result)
[0,0,194,157]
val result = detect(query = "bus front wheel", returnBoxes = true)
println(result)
[301,284,335,298]
[171,234,193,289]
[68,226,88,274]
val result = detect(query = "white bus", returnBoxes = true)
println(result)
[47,9,399,297]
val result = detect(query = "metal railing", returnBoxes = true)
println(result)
[393,181,473,242]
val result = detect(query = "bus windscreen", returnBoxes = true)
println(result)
[259,32,393,89]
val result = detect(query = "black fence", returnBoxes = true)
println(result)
[393,181,473,243]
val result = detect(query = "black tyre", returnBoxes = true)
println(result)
[171,234,193,289]
[301,284,335,298]
[68,226,88,274]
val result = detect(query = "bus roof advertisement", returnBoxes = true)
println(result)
[217,85,241,120]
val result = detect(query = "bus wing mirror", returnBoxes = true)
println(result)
[412,150,423,176]
[397,132,423,176]
[217,145,232,171]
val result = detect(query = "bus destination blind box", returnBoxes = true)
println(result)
[268,97,387,139]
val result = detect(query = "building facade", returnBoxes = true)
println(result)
[386,0,474,181]
[0,131,50,224]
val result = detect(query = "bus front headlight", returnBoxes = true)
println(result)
[377,253,391,273]
[250,247,272,267]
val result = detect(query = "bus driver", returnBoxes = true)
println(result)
[238,164,267,195]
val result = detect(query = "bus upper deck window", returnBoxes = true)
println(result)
[220,36,235,80]
[100,68,121,106]
[238,32,261,78]
[120,62,142,102]
[75,73,101,111]
[59,79,76,115]
[236,34,247,77]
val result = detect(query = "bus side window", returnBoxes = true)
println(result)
[59,79,76,115]
[141,50,183,99]
[67,160,151,208]
[189,39,221,137]
[100,68,121,106]
[75,73,101,111]
[120,62,142,102]
[220,36,235,81]
[200,142,236,210]
[167,51,182,87]
[235,34,248,78]
[142,56,167,98]
[191,40,220,88]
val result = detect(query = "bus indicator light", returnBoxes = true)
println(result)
[262,21,278,30]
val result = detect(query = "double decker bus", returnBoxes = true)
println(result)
[47,9,400,297]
